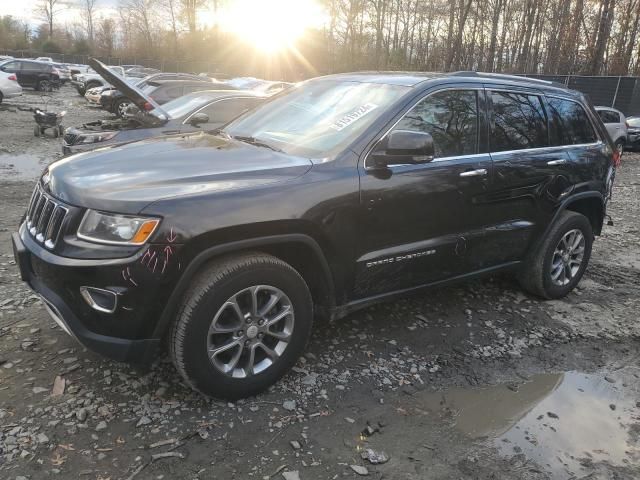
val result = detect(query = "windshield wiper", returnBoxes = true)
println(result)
[231,135,284,153]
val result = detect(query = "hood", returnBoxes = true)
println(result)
[89,58,168,120]
[46,132,313,213]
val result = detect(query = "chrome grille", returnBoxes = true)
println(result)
[25,184,69,249]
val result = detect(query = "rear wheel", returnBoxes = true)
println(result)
[518,211,593,299]
[114,98,132,117]
[170,253,313,399]
[38,80,51,92]
[0,91,3,104]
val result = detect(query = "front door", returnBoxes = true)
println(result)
[355,87,494,298]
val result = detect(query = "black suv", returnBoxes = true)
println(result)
[12,71,616,399]
[0,59,60,91]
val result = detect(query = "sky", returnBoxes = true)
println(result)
[3,0,119,28]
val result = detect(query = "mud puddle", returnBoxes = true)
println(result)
[0,153,48,180]
[414,368,640,478]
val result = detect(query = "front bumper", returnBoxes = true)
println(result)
[12,229,168,363]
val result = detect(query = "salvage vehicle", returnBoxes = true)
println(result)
[63,90,265,154]
[0,70,22,103]
[71,66,126,95]
[100,73,229,117]
[595,106,628,155]
[0,59,60,91]
[13,69,616,400]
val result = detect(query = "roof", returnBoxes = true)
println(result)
[178,89,266,99]
[316,70,578,95]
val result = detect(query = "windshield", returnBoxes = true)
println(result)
[155,93,216,120]
[628,117,640,127]
[225,80,409,158]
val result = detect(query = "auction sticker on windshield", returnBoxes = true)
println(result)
[330,103,379,131]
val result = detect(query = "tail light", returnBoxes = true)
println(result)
[8,74,16,81]
[612,149,621,168]
[143,101,153,111]
[52,67,59,75]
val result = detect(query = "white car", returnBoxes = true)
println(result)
[595,106,628,154]
[0,70,22,103]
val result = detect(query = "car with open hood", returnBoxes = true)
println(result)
[63,89,265,154]
[71,65,126,95]
[14,70,616,400]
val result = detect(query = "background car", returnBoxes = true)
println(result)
[71,66,126,95]
[100,72,229,117]
[595,106,628,154]
[626,116,640,151]
[0,59,59,91]
[52,63,71,84]
[63,90,265,154]
[0,70,22,103]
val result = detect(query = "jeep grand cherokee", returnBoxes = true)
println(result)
[12,70,616,399]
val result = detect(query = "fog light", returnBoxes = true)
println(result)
[80,286,118,313]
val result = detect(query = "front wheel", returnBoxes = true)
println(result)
[169,253,313,399]
[38,80,51,92]
[518,211,593,299]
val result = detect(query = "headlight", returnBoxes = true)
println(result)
[78,131,118,144]
[102,90,116,96]
[78,210,160,245]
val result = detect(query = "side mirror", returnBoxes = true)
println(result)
[189,112,209,126]
[369,130,435,169]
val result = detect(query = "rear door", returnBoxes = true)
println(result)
[596,109,621,141]
[485,87,570,263]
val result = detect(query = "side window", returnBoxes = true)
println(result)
[199,98,260,124]
[394,89,478,158]
[165,86,184,100]
[1,61,21,71]
[597,110,619,124]
[547,98,597,146]
[490,91,547,152]
[22,62,39,71]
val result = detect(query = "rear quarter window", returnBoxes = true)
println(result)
[547,97,598,146]
[490,91,548,152]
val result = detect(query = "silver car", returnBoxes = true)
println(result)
[0,69,22,103]
[595,106,628,154]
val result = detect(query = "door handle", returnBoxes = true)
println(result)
[547,159,567,165]
[459,168,487,177]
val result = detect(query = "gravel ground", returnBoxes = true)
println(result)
[0,87,639,480]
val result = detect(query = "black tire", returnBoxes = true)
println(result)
[34,125,40,137]
[0,91,3,104]
[38,80,50,92]
[170,253,313,399]
[114,98,132,117]
[518,211,593,299]
[53,127,59,138]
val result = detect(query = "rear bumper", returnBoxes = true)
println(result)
[12,231,160,363]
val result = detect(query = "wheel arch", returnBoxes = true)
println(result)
[152,234,336,342]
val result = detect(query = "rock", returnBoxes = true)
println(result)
[76,408,88,422]
[350,465,369,475]
[282,471,300,480]
[282,400,296,411]
[361,448,389,464]
[51,376,65,396]
[36,433,49,444]
[604,376,616,383]
[301,374,318,386]
[32,386,48,394]
[136,416,152,427]
[95,421,107,431]
[290,440,301,450]
[547,412,559,419]
[609,404,616,411]
[345,417,355,423]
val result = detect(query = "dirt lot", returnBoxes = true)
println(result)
[1,87,639,480]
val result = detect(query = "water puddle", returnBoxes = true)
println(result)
[415,369,640,478]
[0,153,48,180]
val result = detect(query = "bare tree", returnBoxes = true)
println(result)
[35,0,67,39]
[79,0,99,44]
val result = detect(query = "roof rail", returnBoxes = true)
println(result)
[449,71,567,90]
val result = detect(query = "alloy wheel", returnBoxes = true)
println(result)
[207,285,294,378]
[550,229,585,286]
[117,101,131,117]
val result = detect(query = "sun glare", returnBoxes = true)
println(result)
[221,0,322,53]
